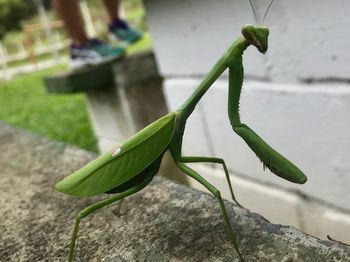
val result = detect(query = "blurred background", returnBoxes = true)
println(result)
[0,0,349,245]
[0,0,149,152]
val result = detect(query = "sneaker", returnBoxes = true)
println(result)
[109,19,142,44]
[70,38,125,69]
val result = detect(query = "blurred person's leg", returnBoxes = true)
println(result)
[104,0,142,44]
[53,0,88,46]
[53,0,124,69]
[103,0,120,23]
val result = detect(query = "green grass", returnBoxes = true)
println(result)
[0,65,98,152]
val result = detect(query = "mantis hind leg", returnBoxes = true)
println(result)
[67,177,152,262]
[181,156,243,208]
[175,161,244,261]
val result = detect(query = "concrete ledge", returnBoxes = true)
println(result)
[43,52,159,94]
[1,123,350,261]
[43,60,115,93]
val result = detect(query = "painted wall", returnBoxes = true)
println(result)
[144,0,350,242]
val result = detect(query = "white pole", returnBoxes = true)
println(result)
[35,0,60,63]
[80,0,97,37]
[0,43,9,80]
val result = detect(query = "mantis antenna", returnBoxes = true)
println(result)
[263,0,275,22]
[249,0,275,23]
[248,0,258,22]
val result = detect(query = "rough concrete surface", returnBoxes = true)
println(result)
[0,123,350,262]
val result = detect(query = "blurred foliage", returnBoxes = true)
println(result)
[0,65,98,152]
[0,0,37,39]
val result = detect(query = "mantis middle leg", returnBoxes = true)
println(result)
[175,161,244,261]
[181,156,242,207]
[68,177,151,262]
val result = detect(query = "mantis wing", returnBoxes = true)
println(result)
[55,112,176,197]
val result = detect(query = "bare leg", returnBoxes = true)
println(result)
[103,0,120,23]
[181,156,243,207]
[53,0,88,46]
[175,162,244,261]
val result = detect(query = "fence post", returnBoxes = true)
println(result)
[80,0,97,37]
[0,43,9,80]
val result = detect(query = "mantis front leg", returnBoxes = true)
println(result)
[181,156,242,207]
[175,161,244,261]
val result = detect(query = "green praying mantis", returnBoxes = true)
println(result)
[56,2,307,261]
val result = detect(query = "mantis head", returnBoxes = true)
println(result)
[241,24,269,53]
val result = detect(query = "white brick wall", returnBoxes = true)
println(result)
[144,0,350,243]
[164,78,350,208]
[145,0,350,81]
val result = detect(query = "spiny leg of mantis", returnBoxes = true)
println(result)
[180,156,243,208]
[175,161,244,262]
[67,179,151,262]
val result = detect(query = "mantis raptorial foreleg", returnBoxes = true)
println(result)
[68,178,151,262]
[180,156,242,208]
[175,162,244,261]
